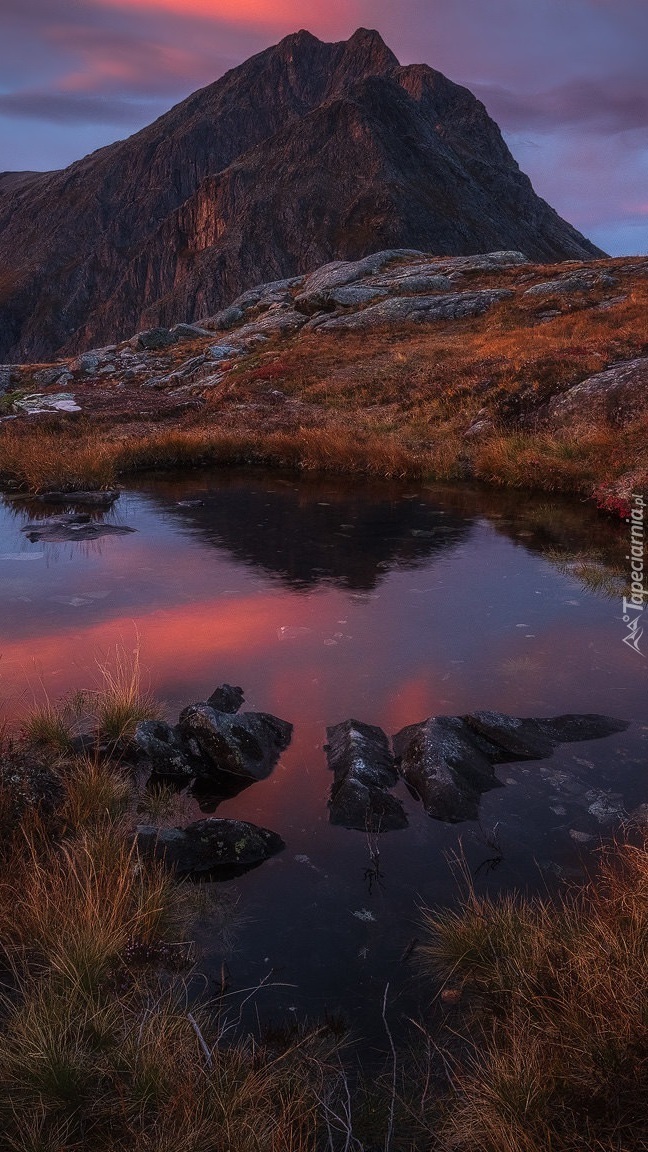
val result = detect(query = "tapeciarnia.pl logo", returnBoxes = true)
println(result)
[622,493,645,656]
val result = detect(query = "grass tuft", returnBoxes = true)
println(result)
[420,838,648,1151]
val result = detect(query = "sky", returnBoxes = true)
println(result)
[1,0,647,256]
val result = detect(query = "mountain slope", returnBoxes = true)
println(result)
[0,28,603,363]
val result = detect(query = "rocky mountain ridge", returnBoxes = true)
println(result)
[0,28,602,365]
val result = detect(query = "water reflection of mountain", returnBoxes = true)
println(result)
[144,472,473,591]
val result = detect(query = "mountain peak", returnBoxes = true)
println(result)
[0,29,602,362]
[344,27,400,68]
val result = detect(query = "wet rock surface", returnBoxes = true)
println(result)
[39,490,120,507]
[394,711,630,823]
[394,716,503,822]
[136,817,285,876]
[178,704,293,782]
[325,719,407,832]
[21,513,135,543]
[133,688,292,787]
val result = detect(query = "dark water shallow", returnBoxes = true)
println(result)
[1,471,647,1041]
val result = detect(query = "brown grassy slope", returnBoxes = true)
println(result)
[1,256,647,506]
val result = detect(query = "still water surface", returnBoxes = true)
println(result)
[1,471,646,1035]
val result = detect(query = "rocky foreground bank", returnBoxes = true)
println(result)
[1,248,647,508]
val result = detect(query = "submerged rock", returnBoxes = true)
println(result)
[39,490,120,507]
[464,711,629,760]
[136,817,284,876]
[21,513,134,543]
[177,703,292,781]
[325,719,407,832]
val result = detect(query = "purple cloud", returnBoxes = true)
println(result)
[475,75,648,135]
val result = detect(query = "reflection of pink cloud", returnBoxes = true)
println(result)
[2,593,302,711]
[383,676,437,735]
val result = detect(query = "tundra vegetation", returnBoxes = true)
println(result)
[1,656,646,1150]
[0,255,646,515]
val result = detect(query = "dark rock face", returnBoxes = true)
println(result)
[177,704,292,782]
[394,711,630,823]
[206,684,244,714]
[136,818,284,876]
[393,716,503,822]
[325,719,407,831]
[0,27,602,364]
[134,691,292,784]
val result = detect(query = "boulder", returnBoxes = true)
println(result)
[314,289,513,331]
[206,684,244,714]
[136,817,284,876]
[546,357,648,425]
[169,323,213,340]
[393,716,502,823]
[134,720,200,780]
[524,271,616,297]
[394,711,630,823]
[177,703,292,781]
[133,327,178,350]
[325,719,407,831]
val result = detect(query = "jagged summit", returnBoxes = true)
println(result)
[0,28,602,363]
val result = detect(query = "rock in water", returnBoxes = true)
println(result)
[134,720,200,780]
[463,711,629,760]
[325,719,407,831]
[394,711,629,822]
[206,684,245,714]
[393,716,503,823]
[136,818,285,876]
[39,490,120,507]
[177,703,292,781]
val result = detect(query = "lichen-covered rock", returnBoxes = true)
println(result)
[134,720,199,779]
[136,818,285,875]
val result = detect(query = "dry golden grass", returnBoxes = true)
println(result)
[1,259,646,501]
[0,743,337,1152]
[420,839,648,1151]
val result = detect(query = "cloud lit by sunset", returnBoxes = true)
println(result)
[1,0,646,251]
